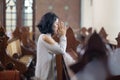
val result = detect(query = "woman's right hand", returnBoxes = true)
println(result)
[57,21,67,37]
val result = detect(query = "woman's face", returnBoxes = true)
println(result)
[53,18,59,35]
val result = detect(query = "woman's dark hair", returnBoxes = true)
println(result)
[37,12,58,35]
[70,31,108,73]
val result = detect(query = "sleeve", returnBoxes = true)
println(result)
[42,35,67,55]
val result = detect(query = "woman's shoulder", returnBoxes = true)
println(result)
[41,34,56,45]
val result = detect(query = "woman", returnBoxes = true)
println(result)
[35,12,67,80]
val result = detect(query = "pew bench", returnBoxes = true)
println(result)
[0,70,20,80]
[6,38,34,73]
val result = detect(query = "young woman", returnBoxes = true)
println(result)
[35,12,67,80]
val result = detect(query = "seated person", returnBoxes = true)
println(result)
[108,32,120,75]
[76,27,88,59]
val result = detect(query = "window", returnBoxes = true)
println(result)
[5,0,34,33]
[6,0,16,31]
[23,0,33,31]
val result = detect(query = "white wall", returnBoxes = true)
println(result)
[81,0,120,44]
[81,0,94,28]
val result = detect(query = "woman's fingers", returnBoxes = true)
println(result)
[57,21,67,36]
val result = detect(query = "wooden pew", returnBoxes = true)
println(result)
[55,27,80,80]
[0,70,20,80]
[6,38,33,68]
[10,27,36,79]
[56,54,70,80]
[66,27,80,60]
[99,27,116,50]
[54,27,80,61]
[0,26,27,74]
[20,27,36,55]
[12,26,36,56]
[56,55,63,80]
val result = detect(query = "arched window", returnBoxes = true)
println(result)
[6,0,16,31]
[22,0,33,31]
[5,0,35,39]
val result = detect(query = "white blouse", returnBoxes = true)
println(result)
[35,34,67,80]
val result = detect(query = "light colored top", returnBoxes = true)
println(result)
[71,59,107,80]
[108,48,120,75]
[35,34,67,80]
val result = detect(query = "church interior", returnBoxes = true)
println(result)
[0,0,120,80]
